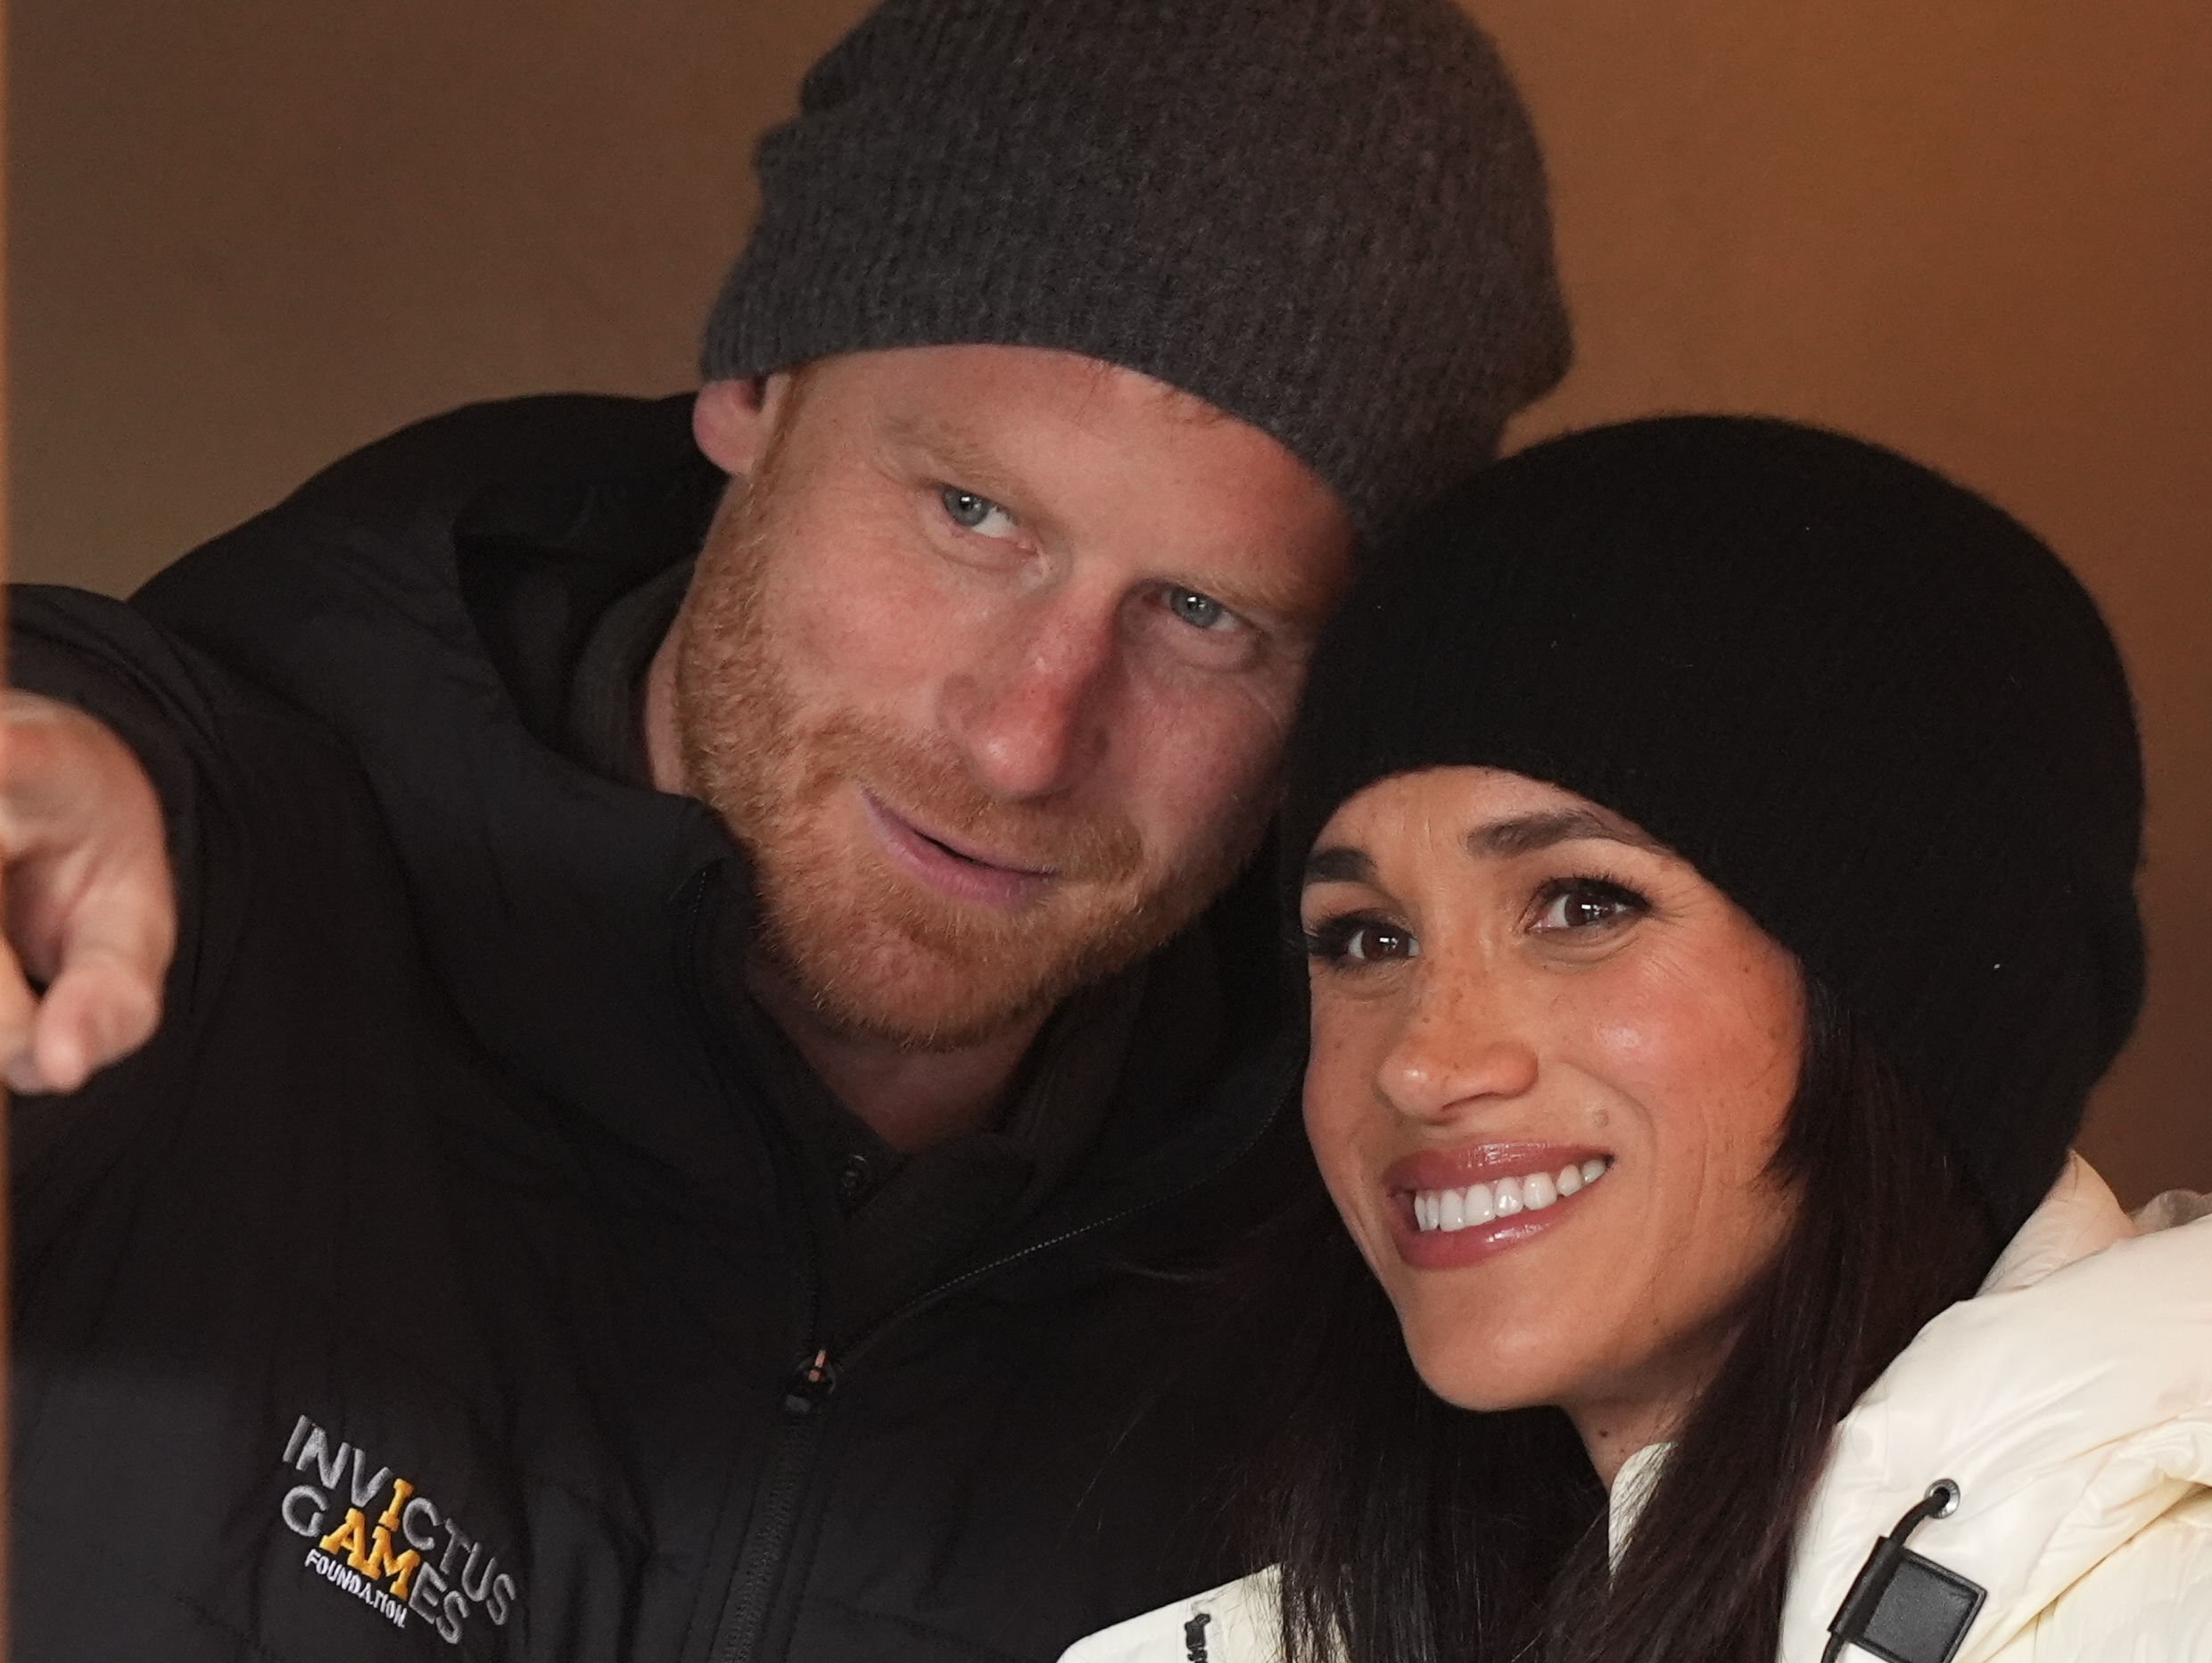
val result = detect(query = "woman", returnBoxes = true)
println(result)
[1062,417,2212,1662]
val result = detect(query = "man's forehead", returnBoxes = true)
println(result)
[1077,357,1231,429]
[793,343,1352,611]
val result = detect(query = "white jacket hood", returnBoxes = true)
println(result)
[1063,1157,2212,1663]
[1771,1155,2212,1660]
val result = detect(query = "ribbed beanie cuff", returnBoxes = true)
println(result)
[699,0,1570,540]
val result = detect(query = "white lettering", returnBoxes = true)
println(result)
[439,1518,475,1578]
[281,1485,329,1539]
[402,1494,442,1551]
[408,1560,450,1624]
[348,1447,395,1510]
[459,1543,499,1603]
[287,1429,516,1634]
[295,1424,349,1492]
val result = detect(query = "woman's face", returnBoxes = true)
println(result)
[1300,767,1803,1457]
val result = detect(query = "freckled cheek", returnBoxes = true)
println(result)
[1576,969,1750,1107]
[1580,977,1796,1216]
[1302,1001,1402,1212]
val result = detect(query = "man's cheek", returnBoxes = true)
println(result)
[1160,701,1288,821]
[790,583,953,703]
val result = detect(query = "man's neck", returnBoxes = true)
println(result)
[743,956,1049,1153]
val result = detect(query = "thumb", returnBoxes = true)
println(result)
[12,947,165,1096]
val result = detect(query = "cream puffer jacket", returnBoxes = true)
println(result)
[1060,1157,2212,1663]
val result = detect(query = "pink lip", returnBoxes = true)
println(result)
[1382,1141,1612,1272]
[859,791,1054,909]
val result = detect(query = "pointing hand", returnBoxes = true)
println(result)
[0,691,176,1094]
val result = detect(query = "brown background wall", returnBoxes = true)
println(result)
[12,1,2208,1203]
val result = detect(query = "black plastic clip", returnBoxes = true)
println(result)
[1822,1479,1985,1663]
[1183,1610,1212,1661]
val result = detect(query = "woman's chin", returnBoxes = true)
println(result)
[1399,1319,1589,1416]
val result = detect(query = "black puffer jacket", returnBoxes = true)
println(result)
[8,395,1301,1663]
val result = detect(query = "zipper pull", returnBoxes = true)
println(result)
[782,1347,838,1416]
[1823,1480,1984,1663]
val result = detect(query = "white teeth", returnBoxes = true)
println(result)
[1409,1157,1613,1232]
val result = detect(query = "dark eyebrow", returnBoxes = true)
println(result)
[1301,845,1375,887]
[1466,809,1662,860]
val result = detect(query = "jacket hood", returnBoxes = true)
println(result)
[1774,1155,2212,1661]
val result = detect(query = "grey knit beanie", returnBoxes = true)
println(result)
[699,0,1570,541]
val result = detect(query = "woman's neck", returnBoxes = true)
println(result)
[1568,1399,1682,1492]
[1564,1331,1731,1490]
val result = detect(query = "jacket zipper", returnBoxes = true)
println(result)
[697,1160,1203,1663]
[706,1351,840,1663]
[705,1142,1270,1663]
[675,868,839,1663]
[684,866,1298,1660]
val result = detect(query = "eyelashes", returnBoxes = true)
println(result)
[1302,873,1655,968]
[1303,912,1416,965]
[1531,874,1652,933]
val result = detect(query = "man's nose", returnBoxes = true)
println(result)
[1374,964,1540,1124]
[940,594,1119,800]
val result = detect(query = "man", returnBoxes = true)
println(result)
[3,1,1567,1658]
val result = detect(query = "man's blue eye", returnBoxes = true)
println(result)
[1167,589,1227,630]
[941,487,998,529]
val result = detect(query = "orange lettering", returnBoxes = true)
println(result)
[361,1526,423,1600]
[318,1508,367,1562]
[376,1477,416,1532]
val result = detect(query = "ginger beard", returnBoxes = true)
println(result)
[672,462,1267,1053]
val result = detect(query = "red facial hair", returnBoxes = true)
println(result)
[669,444,1259,1051]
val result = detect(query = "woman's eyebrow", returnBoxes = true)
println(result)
[1466,809,1660,860]
[1302,845,1374,887]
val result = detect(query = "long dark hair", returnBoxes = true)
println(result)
[1247,976,2002,1663]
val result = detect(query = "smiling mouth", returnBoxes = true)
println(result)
[859,791,1061,906]
[910,823,1052,878]
[1407,1156,1613,1234]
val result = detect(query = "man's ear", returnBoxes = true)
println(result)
[693,374,792,477]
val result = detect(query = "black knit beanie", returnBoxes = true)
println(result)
[699,0,1570,541]
[1283,417,2145,1241]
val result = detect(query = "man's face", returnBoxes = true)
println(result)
[667,345,1355,1051]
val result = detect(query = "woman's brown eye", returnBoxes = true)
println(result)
[1349,924,1413,961]
[1533,879,1649,933]
[1305,915,1419,964]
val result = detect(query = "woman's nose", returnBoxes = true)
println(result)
[1374,969,1540,1124]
